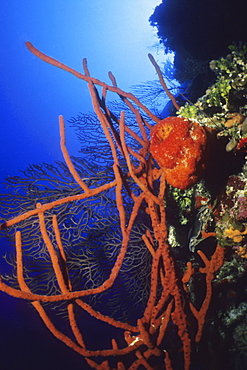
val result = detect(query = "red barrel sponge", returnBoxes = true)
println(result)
[150,117,207,189]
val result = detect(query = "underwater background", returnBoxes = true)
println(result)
[1,0,247,369]
[0,1,164,369]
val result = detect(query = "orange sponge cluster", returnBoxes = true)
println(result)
[150,117,207,189]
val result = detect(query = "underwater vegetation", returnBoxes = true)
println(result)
[1,40,247,370]
[150,0,247,89]
[150,0,247,62]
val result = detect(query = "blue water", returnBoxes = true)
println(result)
[0,2,164,369]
